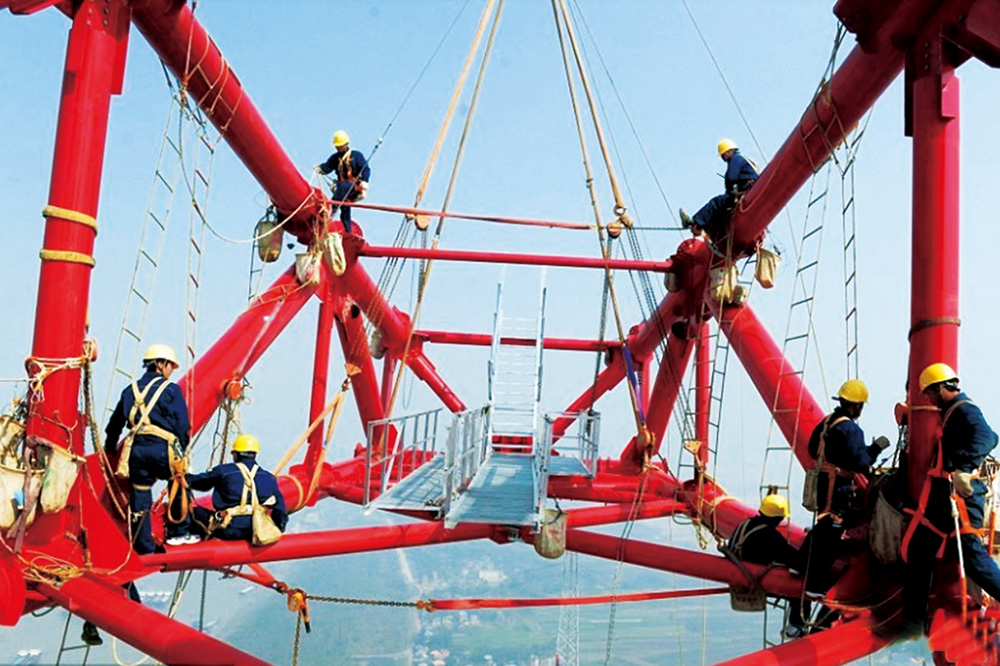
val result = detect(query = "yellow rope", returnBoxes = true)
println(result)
[42,205,97,233]
[274,385,348,476]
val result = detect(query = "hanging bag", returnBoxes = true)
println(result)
[802,416,848,512]
[754,246,780,289]
[39,440,83,514]
[237,462,282,546]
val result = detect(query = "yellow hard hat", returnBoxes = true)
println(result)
[143,344,179,367]
[332,130,350,148]
[760,493,790,519]
[717,138,738,156]
[836,379,868,404]
[232,433,260,454]
[919,362,958,392]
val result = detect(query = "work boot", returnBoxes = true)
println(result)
[679,208,693,228]
[81,621,103,647]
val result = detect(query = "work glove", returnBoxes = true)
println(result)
[952,471,975,498]
[314,164,323,175]
[873,435,891,451]
[356,181,368,201]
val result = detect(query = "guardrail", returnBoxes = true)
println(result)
[363,408,442,506]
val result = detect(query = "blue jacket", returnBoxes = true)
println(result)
[808,407,881,515]
[187,456,289,532]
[724,151,758,195]
[105,370,190,453]
[940,393,998,473]
[318,149,370,183]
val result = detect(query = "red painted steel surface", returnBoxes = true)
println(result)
[416,330,620,352]
[40,577,270,666]
[714,615,891,666]
[694,322,711,467]
[308,286,336,454]
[27,0,129,454]
[360,243,673,272]
[906,50,961,501]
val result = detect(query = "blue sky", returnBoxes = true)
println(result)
[2,1,999,661]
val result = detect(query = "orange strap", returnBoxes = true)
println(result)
[954,494,987,539]
[815,415,850,515]
[425,587,728,611]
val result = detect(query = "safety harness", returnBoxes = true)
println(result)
[900,400,978,562]
[115,377,173,479]
[727,521,768,560]
[809,415,851,516]
[336,150,357,188]
[207,463,275,532]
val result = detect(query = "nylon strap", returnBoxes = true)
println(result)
[42,205,98,233]
[814,415,849,514]
[39,249,95,267]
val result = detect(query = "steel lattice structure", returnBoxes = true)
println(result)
[2,0,999,664]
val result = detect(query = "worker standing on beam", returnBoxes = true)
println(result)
[105,344,197,553]
[315,129,370,234]
[680,138,758,243]
[800,380,890,596]
[900,363,1000,635]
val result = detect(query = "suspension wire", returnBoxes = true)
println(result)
[382,0,505,428]
[553,0,645,442]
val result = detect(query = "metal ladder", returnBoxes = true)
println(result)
[487,271,547,446]
[759,164,833,502]
[840,137,861,380]
[677,321,730,481]
[103,101,183,416]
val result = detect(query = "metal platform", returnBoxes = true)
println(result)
[445,454,537,527]
[547,455,590,477]
[365,455,446,514]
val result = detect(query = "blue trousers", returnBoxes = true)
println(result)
[191,506,253,542]
[129,440,191,554]
[692,193,735,240]
[903,479,1000,624]
[332,181,359,232]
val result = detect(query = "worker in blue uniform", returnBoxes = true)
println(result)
[187,433,288,542]
[680,138,759,243]
[315,129,370,234]
[727,492,809,637]
[800,379,890,596]
[105,344,197,554]
[900,363,1000,635]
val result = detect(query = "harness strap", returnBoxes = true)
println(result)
[954,495,987,539]
[337,150,355,182]
[815,415,850,515]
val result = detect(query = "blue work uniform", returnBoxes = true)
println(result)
[904,393,1000,626]
[105,370,192,554]
[691,150,759,240]
[800,407,880,593]
[187,454,288,542]
[318,148,371,233]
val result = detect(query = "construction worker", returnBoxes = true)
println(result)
[727,492,809,637]
[800,379,890,596]
[105,344,197,553]
[187,434,288,542]
[901,363,1000,634]
[679,138,759,243]
[315,129,370,234]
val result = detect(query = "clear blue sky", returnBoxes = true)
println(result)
[2,1,999,662]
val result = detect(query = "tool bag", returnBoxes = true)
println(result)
[754,246,780,289]
[115,378,172,479]
[39,440,82,514]
[869,474,906,564]
[533,508,567,560]
[255,217,283,263]
[236,462,282,546]
[802,416,849,512]
[321,233,346,277]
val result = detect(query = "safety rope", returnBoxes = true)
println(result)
[381,0,504,432]
[552,0,646,455]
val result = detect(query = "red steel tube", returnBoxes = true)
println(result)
[415,330,620,353]
[726,0,952,255]
[906,50,960,501]
[333,298,389,442]
[178,267,318,434]
[714,302,824,468]
[360,244,672,272]
[695,322,712,469]
[129,0,321,236]
[713,615,890,666]
[144,521,494,571]
[307,287,335,455]
[565,529,803,599]
[27,0,129,453]
[40,577,270,666]
[550,361,625,440]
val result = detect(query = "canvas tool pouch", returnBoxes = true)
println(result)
[729,585,766,612]
[295,251,321,285]
[533,509,567,560]
[255,218,283,263]
[870,488,905,564]
[39,440,82,514]
[236,462,282,546]
[321,233,346,277]
[754,246,780,289]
